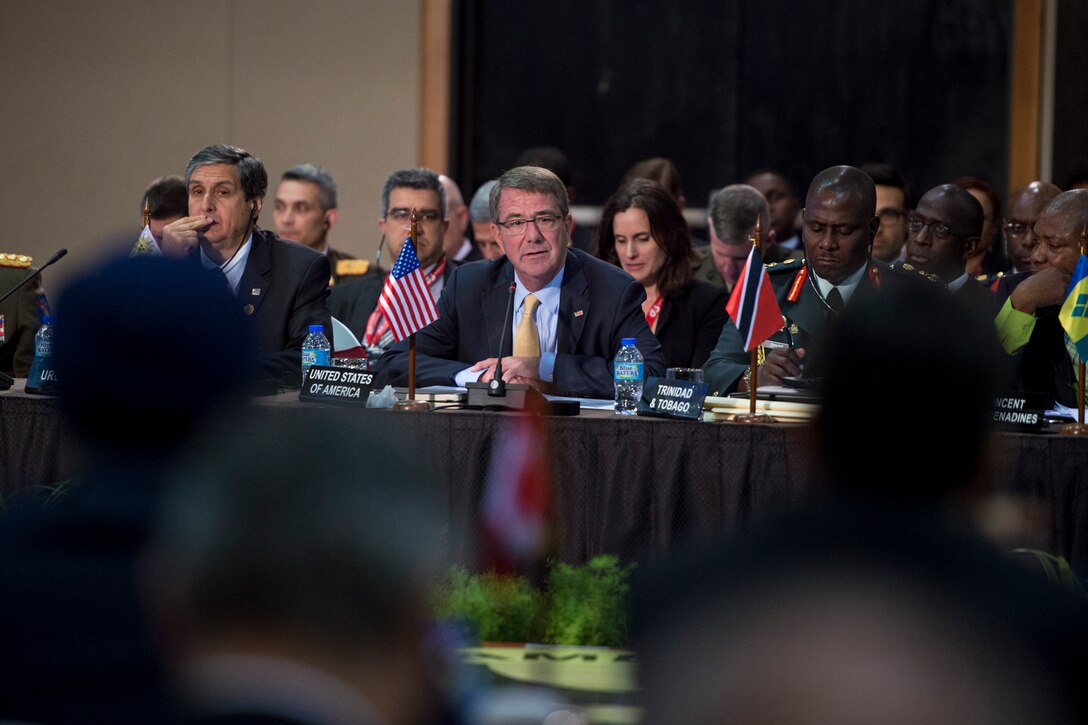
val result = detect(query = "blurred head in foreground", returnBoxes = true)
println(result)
[145,407,448,724]
[54,253,255,459]
[816,279,1005,505]
[633,516,1079,724]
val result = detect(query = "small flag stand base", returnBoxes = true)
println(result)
[394,398,432,412]
[1060,422,1088,435]
[734,412,776,424]
[394,332,432,411]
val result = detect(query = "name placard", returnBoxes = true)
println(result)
[299,365,376,406]
[992,392,1046,430]
[637,377,708,420]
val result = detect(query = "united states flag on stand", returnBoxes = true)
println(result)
[377,236,439,340]
[725,245,783,351]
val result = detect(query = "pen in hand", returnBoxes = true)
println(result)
[783,315,796,350]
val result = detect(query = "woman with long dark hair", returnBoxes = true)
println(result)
[595,179,728,369]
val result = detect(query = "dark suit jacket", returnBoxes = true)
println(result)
[703,259,932,394]
[375,248,666,398]
[656,281,728,369]
[0,461,182,724]
[995,272,1077,407]
[209,229,331,387]
[0,264,42,377]
[951,275,1002,324]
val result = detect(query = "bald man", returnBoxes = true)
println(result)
[703,165,933,395]
[901,184,999,319]
[1003,182,1062,275]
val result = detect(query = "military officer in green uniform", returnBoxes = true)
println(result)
[0,253,45,378]
[703,165,932,395]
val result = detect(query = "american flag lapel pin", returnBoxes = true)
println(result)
[574,309,584,318]
[251,288,261,296]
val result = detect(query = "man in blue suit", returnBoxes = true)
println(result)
[376,166,664,399]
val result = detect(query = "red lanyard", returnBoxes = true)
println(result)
[645,295,664,329]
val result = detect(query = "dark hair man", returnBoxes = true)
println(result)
[860,162,911,263]
[903,184,996,317]
[160,144,332,387]
[274,163,367,286]
[328,167,450,363]
[132,175,189,255]
[744,170,801,252]
[145,407,450,725]
[375,165,665,398]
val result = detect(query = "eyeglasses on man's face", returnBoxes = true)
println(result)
[387,208,442,225]
[497,215,563,236]
[1003,219,1034,238]
[906,213,969,241]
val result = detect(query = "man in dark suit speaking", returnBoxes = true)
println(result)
[161,144,331,387]
[376,166,664,399]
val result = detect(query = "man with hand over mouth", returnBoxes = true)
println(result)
[161,144,331,388]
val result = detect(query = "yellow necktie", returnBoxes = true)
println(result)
[514,293,541,357]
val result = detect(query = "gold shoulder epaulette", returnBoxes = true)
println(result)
[0,253,33,268]
[336,259,370,277]
[768,257,803,273]
[891,261,941,282]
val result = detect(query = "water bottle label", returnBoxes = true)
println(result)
[614,362,643,381]
[36,339,52,356]
[302,349,318,367]
[314,349,330,366]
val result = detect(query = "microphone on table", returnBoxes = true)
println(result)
[489,282,517,397]
[0,248,67,306]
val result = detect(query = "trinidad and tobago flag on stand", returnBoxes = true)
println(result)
[725,245,783,351]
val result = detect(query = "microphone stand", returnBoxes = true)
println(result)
[489,282,517,397]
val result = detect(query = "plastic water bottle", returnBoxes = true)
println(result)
[26,315,56,394]
[301,324,331,385]
[613,337,644,415]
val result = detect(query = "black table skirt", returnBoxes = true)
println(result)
[3,386,1086,574]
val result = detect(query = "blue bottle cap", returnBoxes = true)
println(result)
[42,315,54,325]
[621,337,636,346]
[308,324,324,333]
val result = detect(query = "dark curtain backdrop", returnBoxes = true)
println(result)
[453,0,1012,210]
[1053,0,1088,189]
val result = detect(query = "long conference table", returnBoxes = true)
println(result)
[2,381,1087,575]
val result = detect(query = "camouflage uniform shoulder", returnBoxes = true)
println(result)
[0,253,33,268]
